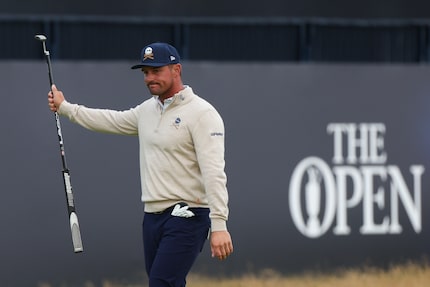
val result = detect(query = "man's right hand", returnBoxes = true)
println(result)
[48,84,65,112]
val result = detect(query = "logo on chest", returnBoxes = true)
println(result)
[172,117,181,129]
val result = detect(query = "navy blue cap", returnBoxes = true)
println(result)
[131,42,180,69]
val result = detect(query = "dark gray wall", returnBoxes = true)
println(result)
[2,0,430,18]
[1,61,429,285]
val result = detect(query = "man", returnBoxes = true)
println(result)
[47,42,233,287]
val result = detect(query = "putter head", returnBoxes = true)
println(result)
[35,34,47,42]
[34,34,50,56]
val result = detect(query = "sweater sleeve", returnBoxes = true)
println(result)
[192,109,229,231]
[58,100,139,135]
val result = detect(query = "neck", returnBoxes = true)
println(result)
[159,84,185,103]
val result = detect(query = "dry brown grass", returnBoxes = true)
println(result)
[39,261,430,287]
[185,262,430,287]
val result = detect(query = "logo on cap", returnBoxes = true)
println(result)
[143,47,154,61]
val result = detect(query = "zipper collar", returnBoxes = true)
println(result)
[154,85,192,111]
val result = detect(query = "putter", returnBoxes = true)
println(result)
[35,34,84,253]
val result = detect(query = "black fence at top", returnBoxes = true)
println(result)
[1,15,429,63]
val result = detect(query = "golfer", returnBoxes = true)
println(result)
[47,42,233,287]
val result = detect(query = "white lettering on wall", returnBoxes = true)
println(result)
[289,123,424,238]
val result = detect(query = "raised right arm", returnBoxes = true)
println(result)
[48,84,139,135]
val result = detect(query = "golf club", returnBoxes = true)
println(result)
[35,34,84,253]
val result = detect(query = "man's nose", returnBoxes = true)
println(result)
[144,73,154,82]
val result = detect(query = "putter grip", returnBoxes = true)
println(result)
[63,170,84,253]
[70,212,83,253]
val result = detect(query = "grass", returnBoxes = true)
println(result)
[184,262,430,287]
[39,261,430,287]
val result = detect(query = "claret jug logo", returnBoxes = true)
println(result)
[289,123,424,238]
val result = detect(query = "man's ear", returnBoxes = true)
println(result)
[173,63,182,76]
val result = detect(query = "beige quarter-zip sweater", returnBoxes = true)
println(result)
[58,86,229,231]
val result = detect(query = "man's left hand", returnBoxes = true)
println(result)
[210,230,233,260]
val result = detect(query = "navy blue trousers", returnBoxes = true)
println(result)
[142,206,210,287]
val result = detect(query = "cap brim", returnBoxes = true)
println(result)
[131,63,171,69]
